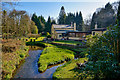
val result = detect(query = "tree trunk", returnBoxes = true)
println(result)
[117,39,120,63]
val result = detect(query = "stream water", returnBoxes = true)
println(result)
[13,46,64,79]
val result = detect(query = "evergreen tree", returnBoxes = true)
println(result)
[76,11,83,31]
[91,12,97,29]
[75,12,79,26]
[31,13,42,33]
[90,2,115,29]
[105,2,112,10]
[38,15,46,24]
[117,2,120,26]
[51,19,56,24]
[58,6,66,24]
[38,16,46,31]
[65,13,75,25]
[45,16,51,33]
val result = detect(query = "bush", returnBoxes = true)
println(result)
[79,51,88,58]
[46,32,51,38]
[79,25,120,79]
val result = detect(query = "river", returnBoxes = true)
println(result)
[13,46,64,79]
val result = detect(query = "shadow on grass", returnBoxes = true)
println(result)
[26,41,45,48]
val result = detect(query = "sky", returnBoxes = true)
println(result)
[3,0,119,21]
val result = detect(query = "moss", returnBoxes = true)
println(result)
[38,44,75,72]
[53,58,88,79]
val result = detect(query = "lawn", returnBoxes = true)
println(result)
[52,40,82,45]
[38,44,75,72]
[51,43,88,56]
[53,57,88,79]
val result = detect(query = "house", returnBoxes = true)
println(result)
[92,23,107,35]
[51,23,76,39]
[67,31,91,41]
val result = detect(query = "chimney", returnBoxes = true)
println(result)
[95,22,97,29]
[74,23,76,31]
[71,22,73,27]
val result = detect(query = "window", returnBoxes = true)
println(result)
[93,32,95,35]
[62,33,65,37]
[59,35,62,37]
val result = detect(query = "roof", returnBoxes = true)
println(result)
[55,30,74,34]
[52,24,74,29]
[68,31,91,33]
[56,31,67,34]
[92,28,106,31]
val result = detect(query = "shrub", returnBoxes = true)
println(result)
[79,25,120,79]
[46,32,51,38]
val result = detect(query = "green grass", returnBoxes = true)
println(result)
[52,57,88,79]
[52,44,88,56]
[38,44,75,72]
[52,40,82,45]
[26,41,45,47]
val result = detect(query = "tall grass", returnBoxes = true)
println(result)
[2,39,29,79]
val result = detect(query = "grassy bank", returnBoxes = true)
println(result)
[53,57,88,79]
[2,39,29,79]
[38,44,75,72]
[51,43,88,57]
[52,40,82,45]
[26,41,45,48]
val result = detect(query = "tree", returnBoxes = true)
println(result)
[76,11,83,31]
[79,25,120,79]
[117,2,120,26]
[38,16,46,31]
[65,13,75,25]
[51,19,56,24]
[2,9,37,38]
[45,16,51,33]
[116,1,120,62]
[58,6,66,24]
[90,2,116,29]
[105,2,112,9]
[83,14,91,31]
[31,13,42,33]
[91,12,97,29]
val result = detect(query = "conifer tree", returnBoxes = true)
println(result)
[45,16,51,33]
[117,2,120,26]
[58,6,66,24]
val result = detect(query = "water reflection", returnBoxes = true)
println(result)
[29,46,43,51]
[14,46,64,78]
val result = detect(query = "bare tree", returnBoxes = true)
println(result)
[82,14,92,31]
